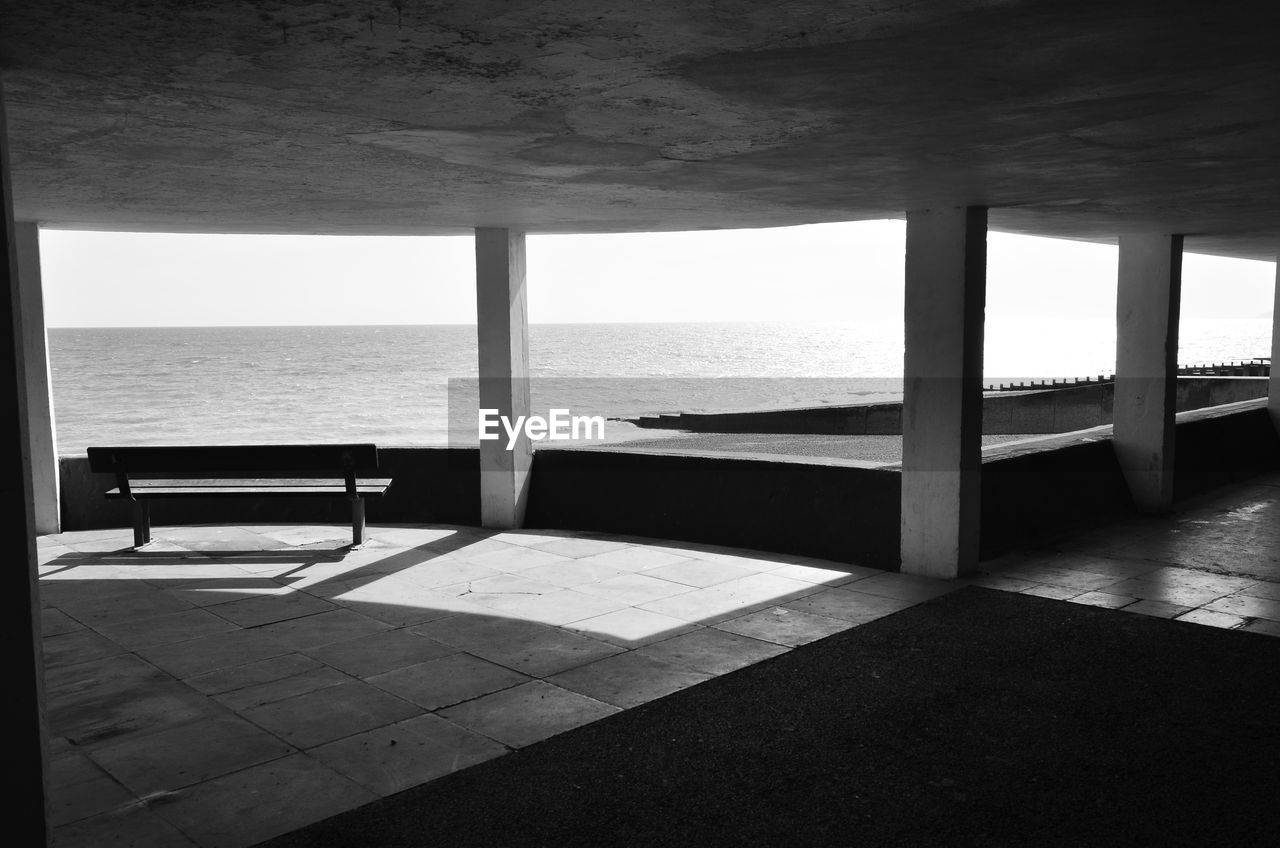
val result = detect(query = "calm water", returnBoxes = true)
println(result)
[48,319,1272,453]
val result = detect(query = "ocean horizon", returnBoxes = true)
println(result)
[48,318,1273,454]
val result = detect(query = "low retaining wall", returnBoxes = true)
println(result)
[632,376,1268,435]
[527,451,903,568]
[57,400,1280,570]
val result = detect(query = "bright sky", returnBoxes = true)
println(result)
[38,222,1276,327]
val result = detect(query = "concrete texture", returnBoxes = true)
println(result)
[901,207,986,577]
[1114,233,1182,512]
[2,2,1280,257]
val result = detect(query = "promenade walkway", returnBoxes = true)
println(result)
[39,473,1280,847]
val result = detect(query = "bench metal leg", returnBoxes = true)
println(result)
[351,498,366,546]
[132,501,151,547]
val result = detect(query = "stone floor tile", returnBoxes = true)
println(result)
[369,525,471,548]
[207,590,337,627]
[163,577,294,608]
[1237,580,1280,601]
[1123,599,1194,619]
[42,629,128,669]
[779,587,917,624]
[240,681,421,749]
[490,530,570,548]
[767,561,873,586]
[438,681,619,748]
[369,652,530,710]
[147,753,376,848]
[575,572,695,606]
[517,558,631,589]
[389,558,502,590]
[549,650,713,709]
[185,653,326,696]
[637,585,761,623]
[254,608,392,651]
[409,613,553,651]
[1036,554,1162,580]
[1020,584,1083,601]
[566,607,698,648]
[965,573,1043,592]
[634,627,789,676]
[1068,591,1137,610]
[1102,578,1231,607]
[308,713,507,797]
[846,572,957,603]
[1174,608,1247,629]
[454,623,626,678]
[999,564,1122,592]
[49,660,224,748]
[573,547,697,572]
[136,628,293,679]
[214,666,351,712]
[88,715,294,796]
[470,587,628,627]
[525,536,633,559]
[90,607,239,650]
[150,525,288,552]
[713,605,853,647]
[53,804,198,848]
[49,752,134,827]
[1239,618,1280,637]
[462,545,577,573]
[303,628,459,678]
[1202,593,1280,622]
[50,583,196,625]
[254,525,352,547]
[639,558,759,588]
[710,573,824,613]
[1140,566,1261,594]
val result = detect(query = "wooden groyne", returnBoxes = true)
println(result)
[986,357,1269,392]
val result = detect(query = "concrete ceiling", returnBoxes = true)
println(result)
[2,1,1279,259]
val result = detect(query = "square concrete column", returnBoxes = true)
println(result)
[1270,255,1280,431]
[901,207,987,578]
[1113,234,1182,513]
[475,228,531,528]
[14,222,59,533]
[1,80,51,845]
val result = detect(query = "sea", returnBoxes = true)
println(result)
[47,318,1272,454]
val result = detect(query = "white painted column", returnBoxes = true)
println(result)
[475,228,531,528]
[14,223,59,533]
[1269,256,1280,431]
[1113,234,1182,513]
[901,207,987,578]
[1,77,51,845]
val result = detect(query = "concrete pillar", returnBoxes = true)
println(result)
[0,79,51,845]
[14,223,59,533]
[1270,256,1280,431]
[901,207,987,578]
[475,228,531,528]
[1113,234,1182,513]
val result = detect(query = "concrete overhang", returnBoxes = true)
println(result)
[2,1,1279,259]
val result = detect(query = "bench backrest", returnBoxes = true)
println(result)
[87,444,380,497]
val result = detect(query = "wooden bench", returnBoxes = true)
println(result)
[86,444,392,548]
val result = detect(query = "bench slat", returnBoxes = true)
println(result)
[118,478,393,488]
[87,444,380,474]
[105,479,390,497]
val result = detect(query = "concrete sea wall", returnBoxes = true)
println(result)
[633,376,1267,435]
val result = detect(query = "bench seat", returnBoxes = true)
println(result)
[104,479,393,498]
[88,444,391,548]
